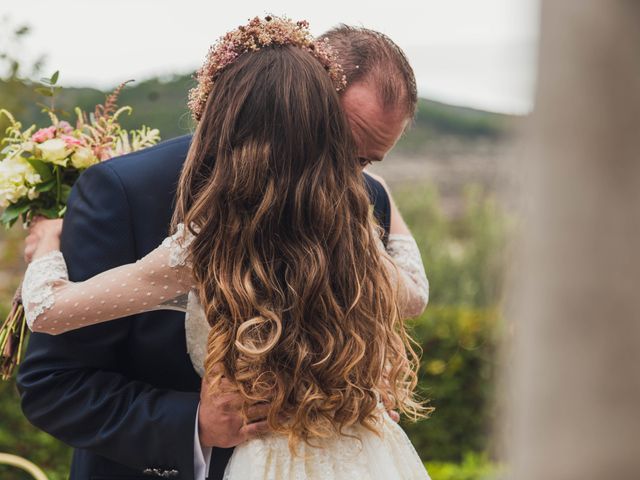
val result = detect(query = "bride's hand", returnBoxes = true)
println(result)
[24,218,63,263]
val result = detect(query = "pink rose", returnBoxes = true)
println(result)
[31,126,57,143]
[57,121,74,134]
[61,135,83,147]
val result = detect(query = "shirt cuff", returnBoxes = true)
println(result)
[194,404,213,480]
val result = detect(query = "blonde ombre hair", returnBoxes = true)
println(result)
[173,41,424,447]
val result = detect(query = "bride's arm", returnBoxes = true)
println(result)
[22,221,195,335]
[367,172,429,318]
[385,234,429,318]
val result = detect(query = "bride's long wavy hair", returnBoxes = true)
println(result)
[173,45,423,446]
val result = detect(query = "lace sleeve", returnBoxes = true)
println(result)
[161,222,195,268]
[22,224,195,335]
[385,234,429,318]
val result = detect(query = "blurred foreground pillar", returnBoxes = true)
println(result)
[509,1,640,478]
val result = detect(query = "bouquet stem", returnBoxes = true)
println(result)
[0,284,28,381]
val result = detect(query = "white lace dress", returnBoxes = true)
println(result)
[22,224,431,480]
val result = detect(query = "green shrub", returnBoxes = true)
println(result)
[393,184,510,308]
[425,452,504,480]
[404,306,501,461]
[393,185,509,461]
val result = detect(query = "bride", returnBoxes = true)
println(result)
[21,16,430,480]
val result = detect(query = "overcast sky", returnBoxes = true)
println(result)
[2,0,539,114]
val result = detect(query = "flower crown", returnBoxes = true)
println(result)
[188,16,347,121]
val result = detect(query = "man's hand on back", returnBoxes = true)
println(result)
[198,376,270,448]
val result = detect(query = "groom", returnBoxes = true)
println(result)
[17,26,418,480]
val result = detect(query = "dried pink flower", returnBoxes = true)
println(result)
[31,126,57,143]
[188,15,347,121]
[60,135,84,147]
[57,121,74,134]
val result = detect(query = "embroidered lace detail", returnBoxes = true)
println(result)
[387,234,429,316]
[185,291,209,377]
[161,223,196,268]
[22,251,69,329]
[222,409,430,479]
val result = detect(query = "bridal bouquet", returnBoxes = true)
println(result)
[0,72,161,379]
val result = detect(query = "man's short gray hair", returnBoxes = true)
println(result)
[320,25,418,117]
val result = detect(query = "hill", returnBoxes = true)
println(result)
[0,74,513,150]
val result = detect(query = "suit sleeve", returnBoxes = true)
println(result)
[16,162,200,478]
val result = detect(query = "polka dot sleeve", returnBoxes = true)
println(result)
[22,226,195,335]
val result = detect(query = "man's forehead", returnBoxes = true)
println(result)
[342,83,408,128]
[342,83,385,117]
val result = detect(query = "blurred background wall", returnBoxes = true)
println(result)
[508,1,640,478]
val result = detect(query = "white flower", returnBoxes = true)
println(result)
[38,138,70,165]
[70,147,98,169]
[25,171,41,184]
[0,156,41,206]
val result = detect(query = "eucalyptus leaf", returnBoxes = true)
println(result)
[35,87,53,97]
[1,202,30,227]
[35,206,62,219]
[50,71,59,85]
[35,178,56,192]
[60,184,72,202]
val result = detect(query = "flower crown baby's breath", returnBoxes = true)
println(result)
[188,16,347,121]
